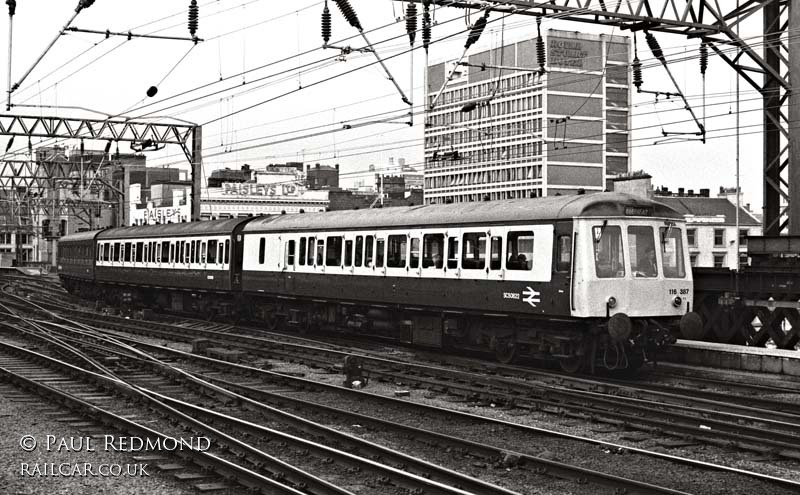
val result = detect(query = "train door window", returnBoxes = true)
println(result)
[461,233,486,270]
[306,237,316,266]
[286,240,296,266]
[217,242,223,265]
[123,242,131,262]
[207,240,217,264]
[354,236,363,267]
[169,242,175,263]
[156,243,162,263]
[183,241,189,264]
[134,242,141,262]
[200,241,207,264]
[489,236,502,270]
[258,238,266,264]
[163,241,172,263]
[326,236,342,266]
[114,243,121,262]
[316,239,325,266]
[628,226,657,277]
[387,235,407,268]
[409,238,420,268]
[224,240,230,264]
[506,231,534,271]
[97,245,102,262]
[556,235,571,272]
[593,226,624,278]
[659,227,685,278]
[344,239,353,267]
[446,237,459,269]
[188,241,194,264]
[298,237,306,266]
[365,236,374,267]
[375,238,384,267]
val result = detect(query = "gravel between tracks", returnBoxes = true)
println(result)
[0,390,199,495]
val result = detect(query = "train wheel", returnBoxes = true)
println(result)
[558,355,586,374]
[494,337,518,364]
[264,311,281,331]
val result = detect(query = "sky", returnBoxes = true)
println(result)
[0,0,772,211]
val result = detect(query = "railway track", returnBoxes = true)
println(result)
[4,277,800,493]
[4,306,800,494]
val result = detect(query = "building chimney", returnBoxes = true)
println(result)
[700,188,709,197]
[678,187,684,196]
[688,189,694,196]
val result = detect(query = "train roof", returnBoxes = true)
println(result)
[96,217,254,240]
[244,192,684,233]
[59,229,103,244]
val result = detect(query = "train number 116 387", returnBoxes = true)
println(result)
[669,288,690,295]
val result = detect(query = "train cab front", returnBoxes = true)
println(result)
[571,215,700,371]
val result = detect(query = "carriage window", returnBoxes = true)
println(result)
[114,242,121,262]
[409,238,420,268]
[184,241,190,264]
[490,236,502,270]
[326,236,343,266]
[387,235,407,268]
[316,239,325,266]
[354,236,363,267]
[594,225,624,278]
[365,236,374,267]
[344,240,353,266]
[161,241,170,263]
[422,234,444,268]
[556,235,572,272]
[462,233,486,270]
[660,227,685,278]
[258,238,266,264]
[97,246,102,262]
[123,242,131,262]
[207,240,217,264]
[224,240,230,264]
[170,243,175,263]
[298,237,307,266]
[105,243,111,261]
[190,241,196,264]
[200,241,207,264]
[628,226,657,277]
[507,231,534,271]
[286,240,296,266]
[447,237,459,269]
[375,238,385,267]
[307,237,316,266]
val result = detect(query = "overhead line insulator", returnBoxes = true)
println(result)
[332,0,361,32]
[464,11,489,50]
[321,2,332,44]
[632,56,643,89]
[7,0,16,16]
[645,31,665,64]
[76,0,95,13]
[188,0,199,38]
[406,3,417,46]
[535,16,545,74]
[699,41,708,75]
[422,6,431,53]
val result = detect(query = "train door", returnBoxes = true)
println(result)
[231,232,245,290]
[552,221,574,316]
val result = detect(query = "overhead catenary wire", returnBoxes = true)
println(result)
[6,2,780,167]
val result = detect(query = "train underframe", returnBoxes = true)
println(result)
[63,277,679,373]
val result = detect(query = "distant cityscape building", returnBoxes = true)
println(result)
[306,163,340,190]
[614,176,762,269]
[424,29,632,204]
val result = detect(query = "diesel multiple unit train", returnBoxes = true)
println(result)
[58,193,701,372]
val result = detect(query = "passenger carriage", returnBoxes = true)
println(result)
[241,192,700,371]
